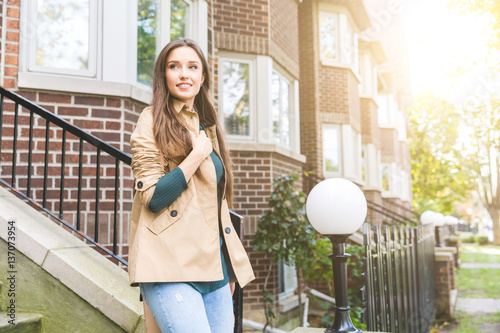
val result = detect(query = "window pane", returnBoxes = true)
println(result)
[341,18,352,65]
[171,0,189,40]
[381,164,390,191]
[281,78,290,147]
[272,73,280,143]
[222,61,250,136]
[36,0,90,70]
[320,13,336,60]
[137,0,158,86]
[323,127,340,173]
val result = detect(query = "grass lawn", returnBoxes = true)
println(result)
[457,244,500,298]
[456,268,500,298]
[434,312,500,333]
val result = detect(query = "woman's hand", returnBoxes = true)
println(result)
[178,130,212,183]
[189,130,212,160]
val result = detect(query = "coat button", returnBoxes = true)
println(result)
[225,227,231,234]
[137,181,143,189]
[170,210,178,217]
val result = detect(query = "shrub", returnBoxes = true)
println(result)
[475,235,489,245]
[459,232,475,244]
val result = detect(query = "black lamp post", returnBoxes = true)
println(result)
[306,178,367,333]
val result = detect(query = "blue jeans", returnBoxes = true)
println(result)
[139,282,234,333]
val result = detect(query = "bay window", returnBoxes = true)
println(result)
[20,0,207,102]
[219,54,300,155]
[319,8,359,70]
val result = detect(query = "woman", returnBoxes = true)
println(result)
[128,38,255,332]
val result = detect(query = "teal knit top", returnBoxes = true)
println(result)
[147,132,232,293]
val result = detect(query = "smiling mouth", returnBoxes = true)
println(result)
[177,84,192,88]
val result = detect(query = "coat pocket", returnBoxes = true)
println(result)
[147,184,195,235]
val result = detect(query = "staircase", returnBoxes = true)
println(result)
[0,87,145,332]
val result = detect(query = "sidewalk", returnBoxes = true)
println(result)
[440,260,500,332]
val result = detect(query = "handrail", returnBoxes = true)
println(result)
[0,87,131,164]
[0,86,130,265]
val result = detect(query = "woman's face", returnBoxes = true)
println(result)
[165,46,205,109]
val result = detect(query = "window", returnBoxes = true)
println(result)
[381,164,390,192]
[272,71,291,147]
[27,0,98,77]
[319,10,358,69]
[319,12,337,61]
[323,125,341,175]
[137,0,192,86]
[221,59,252,137]
[278,262,297,299]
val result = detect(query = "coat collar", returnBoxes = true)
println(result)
[172,98,197,114]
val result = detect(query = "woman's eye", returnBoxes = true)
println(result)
[189,65,198,70]
[169,64,179,69]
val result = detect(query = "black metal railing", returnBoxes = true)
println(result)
[362,223,436,333]
[0,87,131,265]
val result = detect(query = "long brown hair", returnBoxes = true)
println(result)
[151,38,234,207]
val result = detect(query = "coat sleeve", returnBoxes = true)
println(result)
[130,108,166,207]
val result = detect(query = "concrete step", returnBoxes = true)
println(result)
[0,312,43,333]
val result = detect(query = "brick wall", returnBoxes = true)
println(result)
[230,150,303,319]
[270,0,300,77]
[298,1,320,189]
[360,97,381,148]
[380,127,400,164]
[434,253,455,319]
[213,0,270,54]
[1,0,20,89]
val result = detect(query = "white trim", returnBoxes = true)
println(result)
[18,72,152,104]
[256,55,272,144]
[228,142,306,163]
[193,0,208,56]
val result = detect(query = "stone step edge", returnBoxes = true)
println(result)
[0,312,43,327]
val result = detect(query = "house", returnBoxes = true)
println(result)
[0,0,412,329]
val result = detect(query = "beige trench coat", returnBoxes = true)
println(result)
[128,100,254,288]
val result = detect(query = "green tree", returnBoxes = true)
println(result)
[409,92,472,214]
[252,173,318,329]
[457,96,500,244]
[448,0,500,51]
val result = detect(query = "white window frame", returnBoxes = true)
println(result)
[359,52,378,98]
[218,54,256,142]
[323,124,343,178]
[26,0,100,78]
[318,4,359,71]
